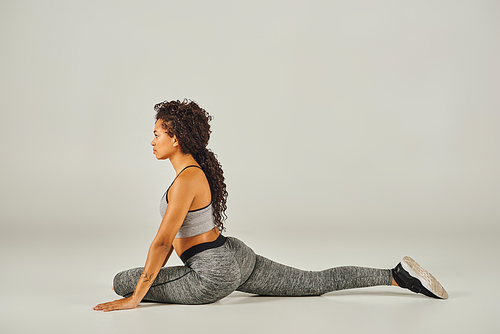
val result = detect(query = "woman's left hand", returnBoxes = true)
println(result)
[93,296,139,312]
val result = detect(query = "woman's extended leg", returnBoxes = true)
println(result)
[237,254,393,296]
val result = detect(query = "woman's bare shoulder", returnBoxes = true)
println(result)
[169,167,207,197]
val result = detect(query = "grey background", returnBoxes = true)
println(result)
[1,1,499,333]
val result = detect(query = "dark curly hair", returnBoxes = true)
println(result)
[154,99,228,232]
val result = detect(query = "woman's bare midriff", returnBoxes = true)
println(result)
[172,226,220,258]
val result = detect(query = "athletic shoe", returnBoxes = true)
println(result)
[392,256,448,299]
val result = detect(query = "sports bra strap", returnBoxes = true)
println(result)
[166,165,203,203]
[176,165,202,177]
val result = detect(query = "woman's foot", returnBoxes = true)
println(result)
[392,256,448,299]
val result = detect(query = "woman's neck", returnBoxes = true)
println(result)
[169,153,198,174]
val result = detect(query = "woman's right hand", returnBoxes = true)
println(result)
[93,296,139,312]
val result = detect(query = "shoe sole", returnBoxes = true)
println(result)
[401,256,448,299]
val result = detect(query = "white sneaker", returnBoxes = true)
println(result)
[392,256,448,299]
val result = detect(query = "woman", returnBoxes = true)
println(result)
[94,100,448,312]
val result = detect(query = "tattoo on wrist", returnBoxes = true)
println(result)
[141,271,155,284]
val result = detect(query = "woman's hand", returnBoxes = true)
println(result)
[93,296,139,312]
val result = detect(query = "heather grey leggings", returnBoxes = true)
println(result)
[113,237,393,304]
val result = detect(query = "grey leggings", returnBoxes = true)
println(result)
[113,237,393,304]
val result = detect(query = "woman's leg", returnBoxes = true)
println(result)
[113,246,241,304]
[237,254,393,296]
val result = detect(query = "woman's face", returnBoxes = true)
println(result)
[151,120,177,160]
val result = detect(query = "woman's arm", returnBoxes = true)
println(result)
[94,175,197,312]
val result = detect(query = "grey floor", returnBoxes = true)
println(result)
[1,224,498,334]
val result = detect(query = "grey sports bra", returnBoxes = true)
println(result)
[159,165,215,239]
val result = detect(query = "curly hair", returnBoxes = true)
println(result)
[154,99,228,232]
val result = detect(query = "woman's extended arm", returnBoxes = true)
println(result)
[94,175,196,312]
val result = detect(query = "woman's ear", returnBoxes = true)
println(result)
[172,135,179,147]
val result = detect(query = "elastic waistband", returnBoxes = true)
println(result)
[180,234,227,263]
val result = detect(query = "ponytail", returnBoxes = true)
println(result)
[194,148,228,232]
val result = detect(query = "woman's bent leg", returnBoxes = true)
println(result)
[237,255,393,296]
[113,245,241,304]
[113,266,212,304]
